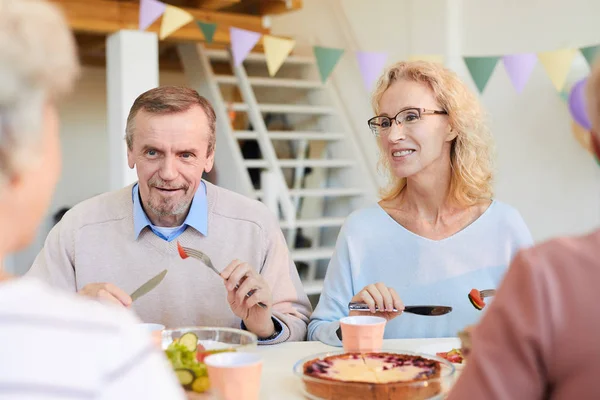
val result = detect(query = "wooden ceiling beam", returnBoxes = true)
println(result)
[260,0,302,15]
[76,35,107,53]
[49,0,269,46]
[196,0,241,10]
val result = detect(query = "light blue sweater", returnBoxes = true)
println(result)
[308,201,533,346]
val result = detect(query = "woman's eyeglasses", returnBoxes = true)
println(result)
[367,108,447,136]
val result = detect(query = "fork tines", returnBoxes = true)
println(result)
[177,242,218,273]
[479,289,497,298]
[176,242,268,310]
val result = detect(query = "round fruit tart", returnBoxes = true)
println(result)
[301,352,442,400]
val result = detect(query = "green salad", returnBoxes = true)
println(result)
[164,332,235,394]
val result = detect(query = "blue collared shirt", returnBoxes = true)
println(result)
[132,181,283,342]
[132,181,208,241]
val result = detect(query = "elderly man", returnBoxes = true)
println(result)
[28,86,311,343]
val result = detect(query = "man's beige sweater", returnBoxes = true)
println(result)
[27,181,312,343]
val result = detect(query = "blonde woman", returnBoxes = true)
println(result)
[308,61,533,344]
[0,1,184,398]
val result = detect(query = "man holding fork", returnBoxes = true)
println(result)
[27,86,312,343]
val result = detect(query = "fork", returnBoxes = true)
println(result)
[177,242,268,309]
[480,289,496,298]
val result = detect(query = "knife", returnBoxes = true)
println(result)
[130,269,168,302]
[348,302,452,316]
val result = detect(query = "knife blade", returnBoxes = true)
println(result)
[130,269,168,302]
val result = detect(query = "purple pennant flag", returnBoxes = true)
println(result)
[139,0,166,31]
[230,27,261,67]
[356,51,388,92]
[502,53,537,93]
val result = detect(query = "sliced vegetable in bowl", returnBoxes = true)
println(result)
[165,333,214,393]
[179,332,198,352]
[163,328,257,394]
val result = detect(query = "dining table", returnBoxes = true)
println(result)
[188,337,463,400]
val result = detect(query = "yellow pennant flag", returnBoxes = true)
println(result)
[408,54,445,64]
[263,35,296,76]
[159,5,193,40]
[537,49,577,92]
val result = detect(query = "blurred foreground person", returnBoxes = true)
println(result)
[0,1,184,398]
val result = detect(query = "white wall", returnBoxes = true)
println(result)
[272,0,600,242]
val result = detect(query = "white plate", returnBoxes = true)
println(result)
[415,338,465,370]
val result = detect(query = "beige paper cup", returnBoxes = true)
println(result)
[205,352,263,400]
[340,316,386,352]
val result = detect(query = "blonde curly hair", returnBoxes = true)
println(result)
[371,61,494,206]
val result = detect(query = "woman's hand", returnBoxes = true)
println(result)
[349,283,404,321]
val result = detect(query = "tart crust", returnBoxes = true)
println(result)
[302,352,441,400]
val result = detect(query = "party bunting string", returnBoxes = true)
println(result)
[137,0,599,124]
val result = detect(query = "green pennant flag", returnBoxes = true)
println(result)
[463,56,500,93]
[313,46,344,83]
[581,45,600,67]
[196,21,217,44]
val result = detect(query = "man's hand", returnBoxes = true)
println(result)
[78,283,132,307]
[220,260,275,338]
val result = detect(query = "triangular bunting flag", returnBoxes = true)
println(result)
[463,56,500,93]
[159,5,193,40]
[263,35,295,76]
[139,0,166,31]
[537,49,577,92]
[313,46,344,83]
[196,21,217,44]
[581,45,600,67]
[502,53,537,93]
[356,51,388,92]
[230,27,261,67]
[408,54,445,64]
[559,89,570,103]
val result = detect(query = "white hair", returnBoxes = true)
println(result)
[0,0,79,189]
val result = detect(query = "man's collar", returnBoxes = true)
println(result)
[132,181,208,239]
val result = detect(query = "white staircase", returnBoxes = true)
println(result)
[177,43,377,296]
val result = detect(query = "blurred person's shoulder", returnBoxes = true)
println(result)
[0,276,140,329]
[522,229,600,275]
[0,277,178,398]
[509,229,600,304]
